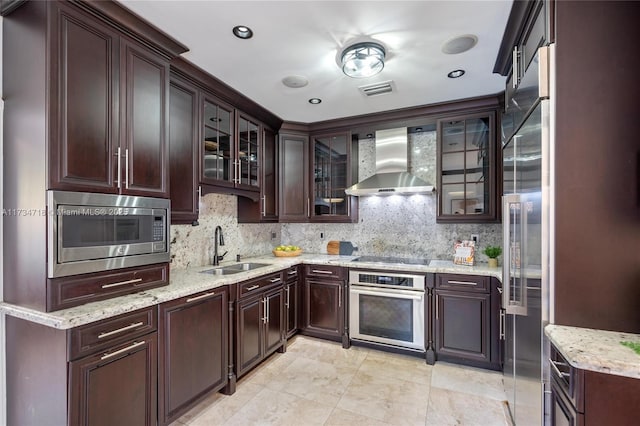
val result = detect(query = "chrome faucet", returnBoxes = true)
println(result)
[213,226,227,266]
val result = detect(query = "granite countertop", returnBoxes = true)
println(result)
[0,253,502,330]
[545,324,640,379]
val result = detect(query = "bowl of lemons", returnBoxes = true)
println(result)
[273,245,302,257]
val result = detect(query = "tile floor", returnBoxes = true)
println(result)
[171,335,511,426]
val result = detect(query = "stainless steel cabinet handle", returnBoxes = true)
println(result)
[124,148,130,189]
[307,198,310,217]
[101,341,145,361]
[499,311,505,340]
[116,147,122,189]
[268,278,280,283]
[549,359,571,378]
[288,270,297,276]
[512,46,519,88]
[447,280,477,286]
[285,287,290,308]
[261,196,266,216]
[245,284,260,291]
[186,292,216,303]
[98,322,144,339]
[338,285,342,308]
[198,185,202,202]
[435,294,439,320]
[101,278,143,289]
[311,269,333,275]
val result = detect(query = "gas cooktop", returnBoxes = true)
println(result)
[350,256,430,266]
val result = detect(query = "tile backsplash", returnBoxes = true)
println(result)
[170,130,502,268]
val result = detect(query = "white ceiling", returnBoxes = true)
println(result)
[117,0,513,123]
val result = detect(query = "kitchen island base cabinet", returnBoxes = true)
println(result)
[159,288,228,426]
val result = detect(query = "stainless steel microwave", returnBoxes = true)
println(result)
[47,191,170,278]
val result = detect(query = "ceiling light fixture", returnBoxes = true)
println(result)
[232,25,253,39]
[308,98,322,104]
[340,42,386,78]
[447,69,466,78]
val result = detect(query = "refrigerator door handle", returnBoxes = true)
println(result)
[502,194,528,316]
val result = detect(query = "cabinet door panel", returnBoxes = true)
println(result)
[278,133,309,221]
[264,288,284,354]
[237,296,264,376]
[262,128,278,219]
[122,40,169,197]
[50,3,119,192]
[304,279,342,337]
[435,290,490,363]
[160,290,227,423]
[69,334,157,426]
[169,77,199,224]
[286,280,298,337]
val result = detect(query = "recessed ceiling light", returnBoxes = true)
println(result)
[232,25,253,39]
[282,75,309,88]
[447,69,466,79]
[308,98,322,104]
[442,35,478,54]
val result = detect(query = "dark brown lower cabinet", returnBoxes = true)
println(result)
[432,274,500,370]
[236,283,285,378]
[285,266,300,338]
[6,307,158,426]
[550,342,640,426]
[158,288,228,425]
[69,334,158,426]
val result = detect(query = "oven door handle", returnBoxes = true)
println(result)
[350,287,424,300]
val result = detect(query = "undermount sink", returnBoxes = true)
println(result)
[201,262,271,276]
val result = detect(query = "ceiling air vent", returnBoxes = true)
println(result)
[358,80,395,97]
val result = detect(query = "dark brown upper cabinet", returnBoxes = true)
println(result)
[45,1,177,198]
[310,131,357,223]
[278,132,310,222]
[237,127,278,223]
[200,94,236,189]
[436,111,499,223]
[169,75,200,225]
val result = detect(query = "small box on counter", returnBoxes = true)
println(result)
[453,240,475,266]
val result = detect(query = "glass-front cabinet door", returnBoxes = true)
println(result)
[437,111,497,222]
[310,132,355,222]
[237,114,260,191]
[201,95,234,187]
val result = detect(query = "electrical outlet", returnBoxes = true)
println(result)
[471,234,479,246]
[271,232,277,239]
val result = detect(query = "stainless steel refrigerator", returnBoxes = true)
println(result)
[501,44,553,425]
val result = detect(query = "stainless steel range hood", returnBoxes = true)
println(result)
[345,128,435,196]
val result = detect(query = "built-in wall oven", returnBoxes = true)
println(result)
[349,269,426,351]
[47,190,170,278]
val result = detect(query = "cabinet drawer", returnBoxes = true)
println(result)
[285,266,300,282]
[69,306,157,361]
[435,274,489,293]
[47,263,169,311]
[550,343,584,412]
[239,271,283,298]
[304,264,346,280]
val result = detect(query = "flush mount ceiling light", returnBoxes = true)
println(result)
[340,42,386,78]
[308,98,322,104]
[447,69,466,78]
[232,25,253,39]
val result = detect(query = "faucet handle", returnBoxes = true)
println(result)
[218,251,228,261]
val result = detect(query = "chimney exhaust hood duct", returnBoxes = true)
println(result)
[345,128,435,196]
